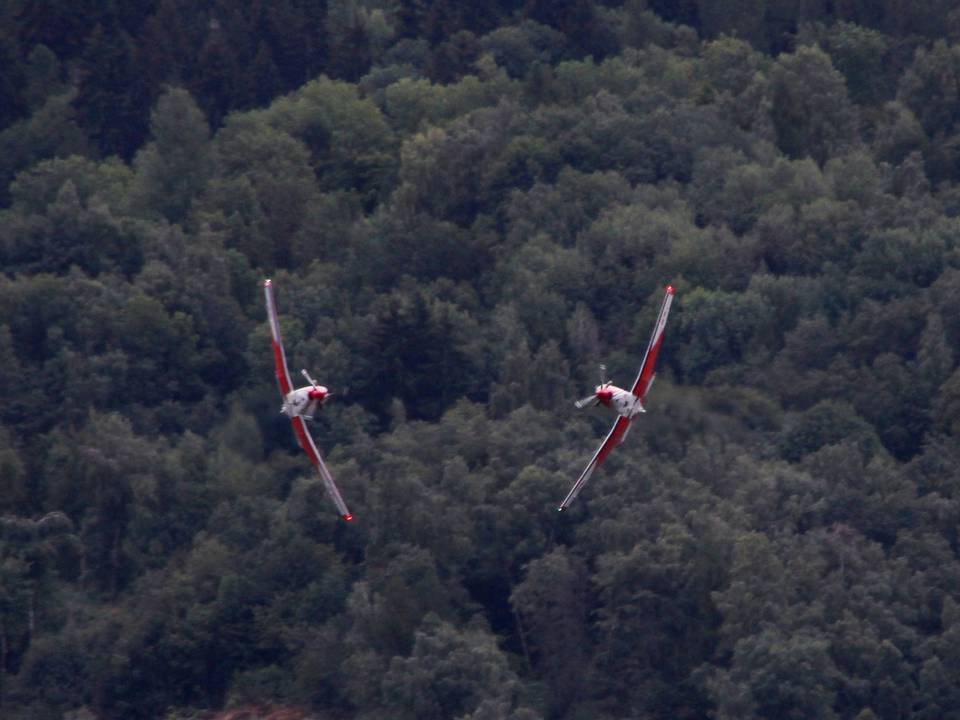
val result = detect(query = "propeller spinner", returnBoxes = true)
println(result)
[302,369,329,400]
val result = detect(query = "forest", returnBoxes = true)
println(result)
[2,0,960,718]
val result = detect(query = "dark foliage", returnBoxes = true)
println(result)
[3,3,960,720]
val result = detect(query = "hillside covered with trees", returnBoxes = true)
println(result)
[3,1,960,718]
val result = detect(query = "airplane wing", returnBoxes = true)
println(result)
[290,415,353,521]
[263,279,294,397]
[630,285,675,404]
[559,415,631,511]
[264,279,353,522]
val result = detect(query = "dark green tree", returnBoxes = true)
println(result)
[510,548,589,715]
[73,23,148,158]
[382,614,522,720]
[769,45,860,164]
[130,86,213,223]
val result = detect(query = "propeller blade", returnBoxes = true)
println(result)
[599,363,608,385]
[575,394,599,409]
[301,369,318,389]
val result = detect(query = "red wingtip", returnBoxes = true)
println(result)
[666,284,675,294]
[264,278,272,288]
[343,514,354,522]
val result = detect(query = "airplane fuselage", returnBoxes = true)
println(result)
[281,385,328,418]
[596,383,645,418]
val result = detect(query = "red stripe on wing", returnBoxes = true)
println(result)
[291,416,353,521]
[595,415,630,466]
[290,415,320,465]
[263,279,293,397]
[631,285,674,402]
[271,339,292,397]
[559,415,631,510]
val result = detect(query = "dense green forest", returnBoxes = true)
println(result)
[3,0,960,718]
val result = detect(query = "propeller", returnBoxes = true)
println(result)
[575,394,599,409]
[574,363,608,408]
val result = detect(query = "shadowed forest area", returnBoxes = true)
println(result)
[3,0,960,718]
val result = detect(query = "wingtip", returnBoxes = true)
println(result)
[665,284,675,295]
[343,513,354,522]
[264,278,272,287]
[557,506,566,512]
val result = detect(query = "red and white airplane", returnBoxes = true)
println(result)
[559,285,675,511]
[263,279,353,521]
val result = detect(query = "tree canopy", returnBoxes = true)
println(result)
[3,2,960,719]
